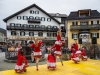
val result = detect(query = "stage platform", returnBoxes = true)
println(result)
[0,59,100,75]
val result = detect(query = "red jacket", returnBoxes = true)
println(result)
[57,34,61,41]
[30,40,43,52]
[73,43,78,51]
[16,50,28,66]
[47,54,56,62]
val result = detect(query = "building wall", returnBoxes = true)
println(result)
[0,32,5,42]
[7,7,60,27]
[68,19,100,48]
[6,7,62,37]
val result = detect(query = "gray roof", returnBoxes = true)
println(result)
[3,4,60,24]
[49,13,67,17]
[67,10,100,20]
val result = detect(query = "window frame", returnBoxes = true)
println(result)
[47,18,51,22]
[20,31,25,36]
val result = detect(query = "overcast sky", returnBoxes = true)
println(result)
[0,0,100,29]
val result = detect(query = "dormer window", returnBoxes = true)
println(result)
[56,13,60,16]
[78,9,90,17]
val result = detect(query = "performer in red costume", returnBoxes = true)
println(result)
[29,37,43,71]
[15,49,29,73]
[73,40,81,55]
[71,53,80,63]
[51,39,65,66]
[81,47,87,61]
[47,51,56,69]
[70,47,80,63]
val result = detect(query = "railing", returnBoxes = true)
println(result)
[70,25,100,30]
[7,26,58,31]
[28,19,41,23]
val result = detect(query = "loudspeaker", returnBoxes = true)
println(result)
[78,38,82,44]
[92,37,97,44]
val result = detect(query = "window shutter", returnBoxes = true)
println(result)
[29,32,30,36]
[97,33,99,38]
[91,33,92,38]
[72,33,73,39]
[20,32,21,36]
[78,33,80,38]
[76,22,78,25]
[91,21,93,25]
[14,32,16,35]
[72,22,74,25]
[24,32,25,36]
[97,20,99,24]
[11,31,13,35]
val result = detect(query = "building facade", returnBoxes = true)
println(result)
[3,4,67,46]
[0,28,6,43]
[67,9,100,47]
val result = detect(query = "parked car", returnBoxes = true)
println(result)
[0,46,7,52]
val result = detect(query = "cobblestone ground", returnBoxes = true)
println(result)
[0,52,60,71]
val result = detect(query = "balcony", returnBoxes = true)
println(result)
[28,19,41,23]
[70,25,100,30]
[7,26,58,32]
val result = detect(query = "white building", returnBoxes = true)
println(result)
[0,28,6,43]
[3,4,67,45]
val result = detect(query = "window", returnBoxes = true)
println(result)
[80,21,88,25]
[11,31,16,35]
[72,22,78,25]
[47,18,51,22]
[29,32,34,36]
[23,16,28,20]
[91,33,99,38]
[47,32,52,37]
[35,11,39,14]
[53,26,57,28]
[93,20,99,24]
[47,25,52,28]
[30,10,34,14]
[22,24,28,27]
[72,33,78,39]
[41,25,45,28]
[38,32,43,36]
[10,23,15,26]
[20,31,25,36]
[35,16,40,20]
[29,25,34,27]
[35,25,39,28]
[53,33,57,37]
[41,17,45,21]
[15,24,21,27]
[17,16,21,20]
[29,16,34,19]
[92,33,97,37]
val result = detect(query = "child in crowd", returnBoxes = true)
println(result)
[47,51,56,70]
[15,49,29,73]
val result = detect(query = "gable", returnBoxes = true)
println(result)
[3,4,60,24]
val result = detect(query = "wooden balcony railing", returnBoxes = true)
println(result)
[70,25,100,30]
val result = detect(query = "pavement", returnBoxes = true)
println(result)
[0,52,100,75]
